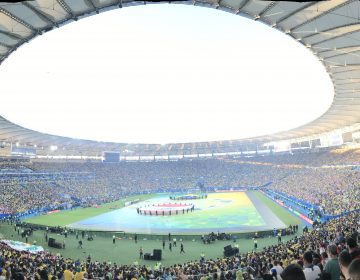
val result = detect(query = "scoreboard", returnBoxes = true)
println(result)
[103,151,120,163]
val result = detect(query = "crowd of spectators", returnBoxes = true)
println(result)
[242,146,360,167]
[0,179,67,214]
[1,148,360,217]
[1,207,360,279]
[0,159,285,214]
[1,149,360,278]
[269,168,360,216]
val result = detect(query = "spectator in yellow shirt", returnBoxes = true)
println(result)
[74,267,85,280]
[63,266,73,280]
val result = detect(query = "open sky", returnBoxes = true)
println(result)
[0,4,334,144]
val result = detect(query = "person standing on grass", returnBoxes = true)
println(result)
[139,247,144,259]
[113,235,116,244]
[180,243,185,254]
[169,242,172,252]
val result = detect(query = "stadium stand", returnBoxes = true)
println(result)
[1,149,360,221]
[1,0,360,278]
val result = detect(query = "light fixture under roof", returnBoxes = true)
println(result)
[50,145,58,151]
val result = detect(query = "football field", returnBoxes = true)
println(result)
[25,191,299,234]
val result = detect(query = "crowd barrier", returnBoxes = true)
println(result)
[262,189,360,224]
[0,214,10,219]
[260,190,314,225]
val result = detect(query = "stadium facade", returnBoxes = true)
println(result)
[0,0,360,158]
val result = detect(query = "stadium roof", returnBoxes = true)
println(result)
[0,0,360,154]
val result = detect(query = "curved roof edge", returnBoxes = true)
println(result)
[0,0,360,154]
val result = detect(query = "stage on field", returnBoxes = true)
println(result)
[68,192,286,234]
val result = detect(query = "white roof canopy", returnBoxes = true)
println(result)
[0,0,359,154]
